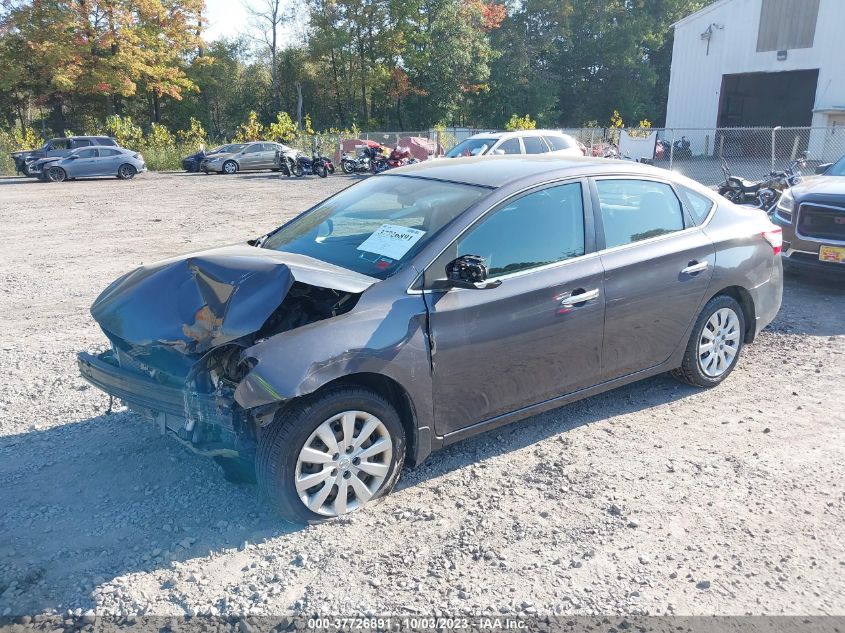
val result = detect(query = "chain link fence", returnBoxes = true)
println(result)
[303,126,844,187]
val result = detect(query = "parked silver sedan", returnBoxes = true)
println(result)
[201,141,285,174]
[37,146,146,182]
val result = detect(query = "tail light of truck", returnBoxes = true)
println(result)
[762,226,783,255]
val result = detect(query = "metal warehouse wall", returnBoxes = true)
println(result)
[665,0,845,136]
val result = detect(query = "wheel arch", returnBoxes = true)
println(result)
[272,372,424,467]
[710,285,756,343]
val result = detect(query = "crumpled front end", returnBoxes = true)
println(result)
[78,244,371,457]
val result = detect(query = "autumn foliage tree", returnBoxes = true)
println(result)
[0,0,204,129]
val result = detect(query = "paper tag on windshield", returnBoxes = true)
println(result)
[357,224,426,260]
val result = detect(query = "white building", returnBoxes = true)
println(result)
[665,0,845,159]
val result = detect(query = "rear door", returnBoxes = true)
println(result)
[591,177,715,380]
[96,148,123,175]
[521,135,549,155]
[258,143,280,168]
[424,180,605,435]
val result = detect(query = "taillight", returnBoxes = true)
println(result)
[762,226,783,255]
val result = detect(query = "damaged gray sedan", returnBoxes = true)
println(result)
[79,156,783,522]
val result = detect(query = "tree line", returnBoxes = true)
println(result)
[0,0,711,140]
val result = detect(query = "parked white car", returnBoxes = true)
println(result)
[444,130,584,158]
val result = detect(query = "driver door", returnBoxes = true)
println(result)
[423,180,605,435]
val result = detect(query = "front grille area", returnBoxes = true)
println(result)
[798,203,845,241]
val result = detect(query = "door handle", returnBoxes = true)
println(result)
[681,261,709,275]
[560,288,600,307]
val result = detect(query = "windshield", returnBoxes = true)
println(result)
[262,175,488,279]
[445,138,496,158]
[827,156,845,176]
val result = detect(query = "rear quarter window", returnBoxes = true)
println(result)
[544,135,574,151]
[677,186,715,224]
[97,137,117,146]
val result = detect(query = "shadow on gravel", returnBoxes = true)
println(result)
[766,271,845,337]
[0,371,700,615]
[0,411,304,615]
[400,372,701,492]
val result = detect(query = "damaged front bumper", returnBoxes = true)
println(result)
[77,349,239,456]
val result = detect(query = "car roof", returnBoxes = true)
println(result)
[466,129,573,141]
[386,155,669,188]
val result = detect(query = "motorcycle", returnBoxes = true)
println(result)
[673,136,692,160]
[275,148,304,177]
[386,145,419,169]
[718,153,807,214]
[341,144,390,174]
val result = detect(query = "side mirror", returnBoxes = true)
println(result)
[437,255,501,290]
[815,163,832,175]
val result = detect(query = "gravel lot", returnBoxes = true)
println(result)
[0,171,843,620]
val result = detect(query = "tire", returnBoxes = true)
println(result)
[222,160,238,175]
[214,456,257,484]
[672,295,746,388]
[316,163,328,178]
[327,163,335,174]
[117,163,137,180]
[341,159,355,174]
[256,388,406,523]
[291,162,305,178]
[22,162,32,177]
[47,167,67,183]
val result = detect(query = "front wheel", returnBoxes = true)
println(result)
[672,295,746,388]
[222,160,238,175]
[117,163,137,180]
[291,161,305,178]
[256,388,406,523]
[46,166,67,183]
[341,159,355,174]
[316,163,328,178]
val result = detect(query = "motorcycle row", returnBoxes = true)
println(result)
[717,151,807,215]
[275,141,419,178]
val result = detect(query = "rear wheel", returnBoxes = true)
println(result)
[222,160,238,175]
[316,163,328,178]
[672,295,746,388]
[117,163,137,180]
[256,388,406,523]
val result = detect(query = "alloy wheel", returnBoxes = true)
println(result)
[294,410,393,517]
[698,307,741,378]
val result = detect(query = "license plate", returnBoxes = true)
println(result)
[819,245,845,263]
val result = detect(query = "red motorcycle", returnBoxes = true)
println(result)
[386,145,419,169]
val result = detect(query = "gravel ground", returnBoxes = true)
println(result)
[0,171,843,620]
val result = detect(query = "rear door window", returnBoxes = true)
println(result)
[522,136,548,154]
[595,179,686,248]
[496,138,522,154]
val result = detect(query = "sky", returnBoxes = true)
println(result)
[204,0,250,41]
[203,0,304,46]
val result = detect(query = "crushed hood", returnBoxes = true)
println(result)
[91,244,376,365]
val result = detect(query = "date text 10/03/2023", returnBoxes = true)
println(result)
[308,617,528,630]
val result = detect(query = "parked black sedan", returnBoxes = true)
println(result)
[772,154,845,274]
[78,156,783,522]
[181,143,245,172]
